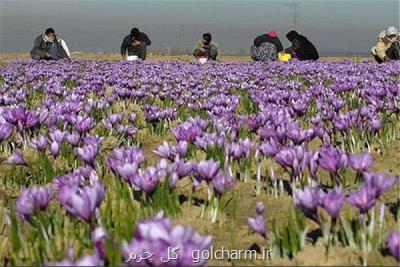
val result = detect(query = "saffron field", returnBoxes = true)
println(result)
[0,59,399,266]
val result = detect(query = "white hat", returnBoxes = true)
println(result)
[386,26,398,36]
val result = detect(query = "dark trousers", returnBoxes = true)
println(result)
[386,42,400,60]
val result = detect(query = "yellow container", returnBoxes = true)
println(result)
[278,52,292,62]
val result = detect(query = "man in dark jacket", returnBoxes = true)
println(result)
[251,29,283,61]
[31,28,70,60]
[284,30,319,61]
[121,28,151,60]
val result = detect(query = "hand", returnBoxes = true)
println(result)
[44,52,52,58]
[132,40,142,46]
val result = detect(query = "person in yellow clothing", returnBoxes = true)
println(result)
[371,26,400,63]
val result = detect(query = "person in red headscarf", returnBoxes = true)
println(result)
[250,29,283,61]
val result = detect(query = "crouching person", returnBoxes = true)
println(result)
[284,30,319,61]
[121,28,151,60]
[31,28,70,60]
[193,33,218,62]
[251,29,283,61]
[371,26,400,63]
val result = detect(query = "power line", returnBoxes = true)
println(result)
[284,2,301,30]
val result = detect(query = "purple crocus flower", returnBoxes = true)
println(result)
[386,230,400,261]
[16,186,52,219]
[116,161,139,183]
[318,145,346,174]
[83,135,103,147]
[116,125,137,136]
[67,131,81,146]
[49,129,67,144]
[294,186,324,222]
[0,123,13,141]
[16,189,35,219]
[369,116,382,132]
[73,116,96,134]
[247,202,266,238]
[7,150,26,165]
[75,166,100,185]
[259,137,280,157]
[212,171,235,195]
[274,148,295,167]
[153,141,175,160]
[2,108,18,125]
[274,146,308,178]
[347,184,378,214]
[172,121,203,142]
[59,182,105,222]
[31,186,52,210]
[170,157,192,178]
[11,106,39,132]
[102,118,113,130]
[307,151,319,179]
[130,166,162,194]
[174,141,188,158]
[49,140,61,157]
[108,147,145,168]
[193,159,220,181]
[92,227,107,260]
[321,186,345,219]
[229,138,253,159]
[76,144,99,167]
[153,141,188,161]
[349,152,374,173]
[122,211,212,266]
[194,133,226,151]
[30,135,49,151]
[363,172,398,197]
[106,147,145,182]
[108,113,123,125]
[256,202,265,215]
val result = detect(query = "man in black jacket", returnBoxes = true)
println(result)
[31,28,70,60]
[284,30,319,61]
[121,28,151,60]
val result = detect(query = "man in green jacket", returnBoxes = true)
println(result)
[193,33,218,61]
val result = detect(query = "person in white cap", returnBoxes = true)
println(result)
[371,26,400,63]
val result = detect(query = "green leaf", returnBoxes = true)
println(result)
[10,208,22,253]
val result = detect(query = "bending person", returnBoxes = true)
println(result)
[371,26,400,63]
[193,33,218,61]
[121,28,151,60]
[251,29,283,61]
[284,30,319,61]
[31,28,70,60]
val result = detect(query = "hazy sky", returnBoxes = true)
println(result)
[1,0,399,55]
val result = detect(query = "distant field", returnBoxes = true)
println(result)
[0,52,373,62]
